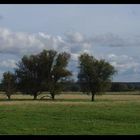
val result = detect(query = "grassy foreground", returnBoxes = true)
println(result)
[0,93,140,135]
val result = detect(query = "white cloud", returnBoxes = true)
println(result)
[106,53,140,75]
[0,27,140,82]
[71,53,79,61]
[0,28,74,56]
[92,33,125,47]
[108,54,117,59]
[0,28,92,81]
[65,31,85,43]
[0,59,17,69]
[91,32,140,47]
[0,28,44,55]
[1,27,139,59]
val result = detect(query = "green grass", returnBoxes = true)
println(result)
[0,93,140,135]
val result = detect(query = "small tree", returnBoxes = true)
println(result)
[1,71,17,100]
[78,53,116,101]
[15,54,42,100]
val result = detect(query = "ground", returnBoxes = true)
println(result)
[0,92,140,135]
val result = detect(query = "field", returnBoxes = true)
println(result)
[0,92,140,135]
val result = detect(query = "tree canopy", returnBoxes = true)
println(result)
[1,71,17,100]
[15,49,71,100]
[78,53,116,101]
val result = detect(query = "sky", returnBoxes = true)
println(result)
[0,4,140,82]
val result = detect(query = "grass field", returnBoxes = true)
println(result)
[0,92,140,135]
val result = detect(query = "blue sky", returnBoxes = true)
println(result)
[0,4,140,82]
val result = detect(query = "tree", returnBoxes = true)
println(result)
[1,71,17,100]
[39,50,72,100]
[15,54,41,100]
[78,53,116,101]
[15,49,71,100]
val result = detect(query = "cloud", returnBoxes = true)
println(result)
[92,33,125,47]
[0,28,43,55]
[0,59,17,69]
[64,32,92,55]
[0,59,17,81]
[1,27,140,59]
[91,32,140,47]
[0,28,91,57]
[0,27,140,81]
[65,31,85,43]
[0,27,140,60]
[0,28,91,81]
[0,28,73,56]
[106,53,140,75]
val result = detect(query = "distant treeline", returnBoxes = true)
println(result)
[61,81,140,92]
[110,82,140,92]
[0,81,140,92]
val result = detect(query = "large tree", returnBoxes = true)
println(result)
[15,50,71,100]
[78,53,116,101]
[1,71,17,100]
[39,50,72,100]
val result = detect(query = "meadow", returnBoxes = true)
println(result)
[0,92,140,135]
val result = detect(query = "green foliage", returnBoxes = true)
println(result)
[78,53,116,101]
[1,71,17,100]
[15,50,71,100]
[62,80,80,92]
[111,83,129,92]
[109,82,140,92]
[15,54,41,99]
[37,50,72,99]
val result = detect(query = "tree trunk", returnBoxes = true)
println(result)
[33,93,37,100]
[51,93,55,100]
[7,95,11,100]
[91,93,95,101]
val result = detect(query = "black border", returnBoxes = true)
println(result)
[0,0,140,4]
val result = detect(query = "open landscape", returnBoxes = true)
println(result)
[0,4,140,135]
[0,92,140,135]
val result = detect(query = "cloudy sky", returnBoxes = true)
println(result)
[0,4,140,82]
